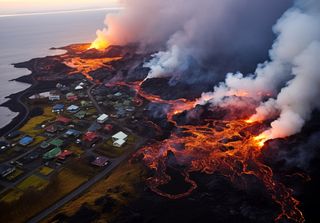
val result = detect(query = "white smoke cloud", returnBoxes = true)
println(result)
[96,0,290,84]
[205,0,320,140]
[95,0,320,141]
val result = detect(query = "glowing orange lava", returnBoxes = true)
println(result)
[108,80,304,223]
[64,56,122,80]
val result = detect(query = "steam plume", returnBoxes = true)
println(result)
[95,0,320,140]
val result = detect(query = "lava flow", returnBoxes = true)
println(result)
[109,80,305,223]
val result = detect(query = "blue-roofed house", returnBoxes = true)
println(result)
[88,122,101,132]
[19,136,34,146]
[64,129,81,137]
[52,104,64,113]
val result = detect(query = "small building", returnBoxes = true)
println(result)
[49,94,61,101]
[103,124,113,133]
[52,104,64,113]
[45,125,57,133]
[0,164,15,178]
[67,105,80,113]
[83,132,98,142]
[49,139,64,148]
[88,123,101,132]
[74,110,86,119]
[43,147,62,160]
[56,116,71,125]
[113,138,126,148]
[75,85,84,90]
[66,93,78,101]
[57,150,73,160]
[97,114,109,124]
[64,129,81,137]
[112,131,128,148]
[112,131,128,142]
[19,136,34,146]
[91,156,110,167]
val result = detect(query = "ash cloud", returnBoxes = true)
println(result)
[98,0,291,84]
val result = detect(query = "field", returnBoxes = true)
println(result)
[17,175,49,191]
[5,168,24,181]
[19,107,56,137]
[0,167,88,223]
[38,166,54,176]
[43,161,146,223]
[0,189,23,203]
[96,135,136,158]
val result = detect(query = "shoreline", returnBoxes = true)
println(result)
[0,72,33,137]
[0,46,72,137]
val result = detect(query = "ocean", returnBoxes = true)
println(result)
[0,9,118,129]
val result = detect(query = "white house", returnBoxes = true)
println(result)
[75,85,84,90]
[67,105,80,113]
[113,138,126,148]
[49,95,61,101]
[97,114,109,124]
[112,131,128,148]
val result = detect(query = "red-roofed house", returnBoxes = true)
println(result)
[56,116,71,125]
[103,124,113,133]
[57,150,73,160]
[45,125,57,133]
[83,132,98,142]
[91,156,110,167]
[83,132,100,147]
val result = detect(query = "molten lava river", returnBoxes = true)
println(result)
[109,81,305,223]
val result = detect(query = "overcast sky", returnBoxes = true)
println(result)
[0,0,119,15]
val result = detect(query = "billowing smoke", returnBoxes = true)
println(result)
[96,0,291,84]
[202,0,320,141]
[95,0,320,141]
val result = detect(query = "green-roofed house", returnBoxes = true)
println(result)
[43,147,62,160]
[49,139,64,148]
[74,110,86,120]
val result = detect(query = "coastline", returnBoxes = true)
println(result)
[0,47,70,137]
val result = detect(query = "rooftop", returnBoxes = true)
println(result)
[91,156,109,167]
[19,136,34,146]
[112,131,128,141]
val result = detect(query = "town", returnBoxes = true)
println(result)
[0,75,149,221]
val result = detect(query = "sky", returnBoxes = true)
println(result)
[0,0,119,15]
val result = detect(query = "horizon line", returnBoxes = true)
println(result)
[0,7,124,18]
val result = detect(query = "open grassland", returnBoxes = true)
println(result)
[43,162,146,223]
[38,166,54,176]
[0,167,88,223]
[17,175,49,191]
[96,135,136,158]
[19,107,56,137]
[5,168,24,181]
[0,188,23,203]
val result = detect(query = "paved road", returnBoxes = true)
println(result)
[87,83,104,114]
[27,82,146,222]
[27,138,146,223]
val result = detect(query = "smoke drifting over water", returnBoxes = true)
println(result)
[95,0,320,140]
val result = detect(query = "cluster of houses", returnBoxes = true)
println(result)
[0,80,134,180]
